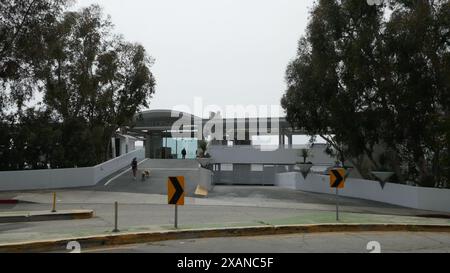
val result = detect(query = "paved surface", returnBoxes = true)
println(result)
[0,158,446,217]
[80,232,450,253]
[0,202,449,245]
[2,185,445,217]
[1,161,449,247]
[94,159,204,196]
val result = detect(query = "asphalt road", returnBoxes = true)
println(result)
[81,232,450,253]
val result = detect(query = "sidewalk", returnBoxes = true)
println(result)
[0,210,93,223]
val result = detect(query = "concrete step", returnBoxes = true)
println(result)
[0,210,94,223]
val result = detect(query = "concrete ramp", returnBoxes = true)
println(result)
[142,159,201,169]
[100,159,212,197]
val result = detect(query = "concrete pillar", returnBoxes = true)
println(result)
[146,133,163,159]
[288,134,293,149]
[143,139,147,155]
[111,138,116,158]
[279,129,286,148]
[145,134,151,158]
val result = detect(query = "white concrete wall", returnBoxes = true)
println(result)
[94,148,145,183]
[139,159,213,193]
[275,172,299,189]
[120,138,128,155]
[275,172,450,213]
[129,141,136,152]
[209,145,334,165]
[115,135,137,156]
[0,149,145,192]
[0,167,95,191]
[417,187,450,213]
[198,167,214,191]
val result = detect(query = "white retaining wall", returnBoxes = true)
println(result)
[275,172,450,213]
[198,167,214,191]
[209,145,335,165]
[0,149,145,191]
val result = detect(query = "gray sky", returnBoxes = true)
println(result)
[75,0,315,118]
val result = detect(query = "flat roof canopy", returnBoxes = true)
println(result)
[129,109,306,138]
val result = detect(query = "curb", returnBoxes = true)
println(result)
[0,210,94,224]
[0,223,449,253]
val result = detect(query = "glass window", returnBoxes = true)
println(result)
[163,138,198,159]
[251,164,264,172]
[221,164,233,171]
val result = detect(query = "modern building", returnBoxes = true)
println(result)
[127,110,336,185]
[111,133,139,158]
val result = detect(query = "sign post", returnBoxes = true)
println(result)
[174,204,178,229]
[330,168,345,221]
[168,176,185,229]
[336,187,339,221]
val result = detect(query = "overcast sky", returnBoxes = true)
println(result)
[74,0,316,118]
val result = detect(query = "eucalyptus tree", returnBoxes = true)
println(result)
[0,0,69,170]
[41,5,156,166]
[282,0,386,177]
[0,2,156,169]
[380,0,450,187]
[282,0,450,187]
[0,0,70,115]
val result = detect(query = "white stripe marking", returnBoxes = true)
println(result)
[104,159,148,187]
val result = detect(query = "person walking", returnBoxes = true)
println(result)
[131,157,138,181]
[181,148,187,159]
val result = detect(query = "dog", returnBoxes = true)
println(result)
[141,170,151,181]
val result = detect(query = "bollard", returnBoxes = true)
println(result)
[113,202,119,233]
[51,193,57,213]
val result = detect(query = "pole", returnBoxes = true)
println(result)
[51,193,57,213]
[336,188,339,221]
[113,202,119,232]
[174,205,178,229]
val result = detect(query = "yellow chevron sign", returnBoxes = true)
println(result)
[330,168,345,189]
[168,176,185,205]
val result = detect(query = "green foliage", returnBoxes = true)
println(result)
[282,0,450,188]
[198,140,209,158]
[0,0,70,113]
[41,5,155,165]
[299,148,311,164]
[0,2,156,169]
